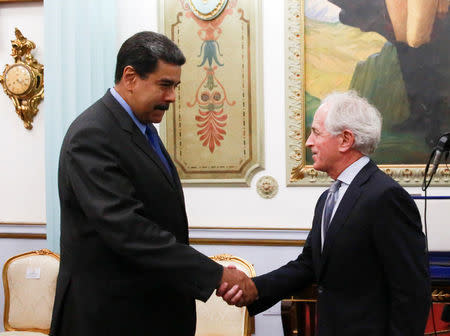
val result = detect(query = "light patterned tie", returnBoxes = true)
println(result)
[322,180,342,238]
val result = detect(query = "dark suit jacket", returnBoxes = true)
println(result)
[249,160,431,336]
[50,91,223,336]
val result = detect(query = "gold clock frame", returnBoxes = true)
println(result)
[0,28,44,130]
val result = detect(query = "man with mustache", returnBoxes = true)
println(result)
[50,31,256,336]
[219,91,431,335]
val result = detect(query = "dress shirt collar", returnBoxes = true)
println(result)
[321,155,370,250]
[336,155,370,186]
[110,87,147,136]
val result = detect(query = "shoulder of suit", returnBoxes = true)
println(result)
[363,167,409,199]
[62,98,117,145]
[71,96,115,127]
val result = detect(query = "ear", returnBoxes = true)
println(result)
[338,129,355,153]
[121,65,137,91]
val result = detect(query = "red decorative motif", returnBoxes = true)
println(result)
[181,0,237,153]
[187,66,235,153]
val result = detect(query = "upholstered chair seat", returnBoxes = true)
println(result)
[1,249,60,335]
[195,254,255,336]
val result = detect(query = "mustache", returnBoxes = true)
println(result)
[154,104,170,110]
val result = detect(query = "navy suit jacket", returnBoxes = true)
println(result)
[50,91,222,336]
[249,160,431,336]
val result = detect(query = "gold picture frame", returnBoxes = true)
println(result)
[159,0,264,186]
[0,0,42,3]
[285,0,450,186]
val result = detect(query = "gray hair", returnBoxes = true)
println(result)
[321,90,382,155]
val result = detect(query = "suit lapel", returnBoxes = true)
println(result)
[131,132,176,188]
[312,192,327,278]
[101,91,177,189]
[159,140,185,196]
[319,160,379,278]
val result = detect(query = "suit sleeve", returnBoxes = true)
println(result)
[372,185,431,335]
[248,214,319,316]
[61,124,222,302]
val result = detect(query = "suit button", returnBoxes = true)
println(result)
[317,286,323,294]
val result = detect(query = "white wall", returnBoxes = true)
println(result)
[0,3,45,223]
[0,3,45,331]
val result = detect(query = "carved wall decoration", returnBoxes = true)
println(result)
[160,0,264,186]
[256,175,278,199]
[0,28,44,130]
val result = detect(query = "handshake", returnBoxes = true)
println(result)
[216,265,258,307]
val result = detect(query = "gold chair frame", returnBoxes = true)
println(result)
[2,248,60,334]
[206,254,256,336]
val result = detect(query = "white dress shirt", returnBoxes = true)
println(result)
[321,156,370,249]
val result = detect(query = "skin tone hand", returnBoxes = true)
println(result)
[216,265,258,307]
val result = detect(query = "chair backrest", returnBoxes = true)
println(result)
[2,249,60,334]
[195,254,255,336]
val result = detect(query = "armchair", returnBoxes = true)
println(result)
[195,254,256,336]
[1,249,59,335]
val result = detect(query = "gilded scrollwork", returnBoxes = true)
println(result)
[432,289,450,302]
[211,253,234,261]
[187,0,229,21]
[0,28,44,130]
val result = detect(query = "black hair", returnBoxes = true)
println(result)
[114,31,186,83]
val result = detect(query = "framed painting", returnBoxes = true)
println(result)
[159,0,264,186]
[286,0,450,186]
[0,0,42,2]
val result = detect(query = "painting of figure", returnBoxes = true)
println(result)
[305,0,449,164]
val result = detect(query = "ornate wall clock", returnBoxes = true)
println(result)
[0,28,44,130]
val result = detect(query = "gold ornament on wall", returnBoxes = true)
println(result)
[0,28,44,130]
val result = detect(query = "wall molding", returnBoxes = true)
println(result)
[190,238,305,246]
[0,222,310,245]
[189,226,310,231]
[0,222,46,239]
[0,233,46,239]
[0,222,45,226]
[189,227,309,246]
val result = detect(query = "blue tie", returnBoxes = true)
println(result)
[145,124,172,177]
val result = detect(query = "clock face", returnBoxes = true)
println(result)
[4,64,32,95]
[188,0,228,20]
